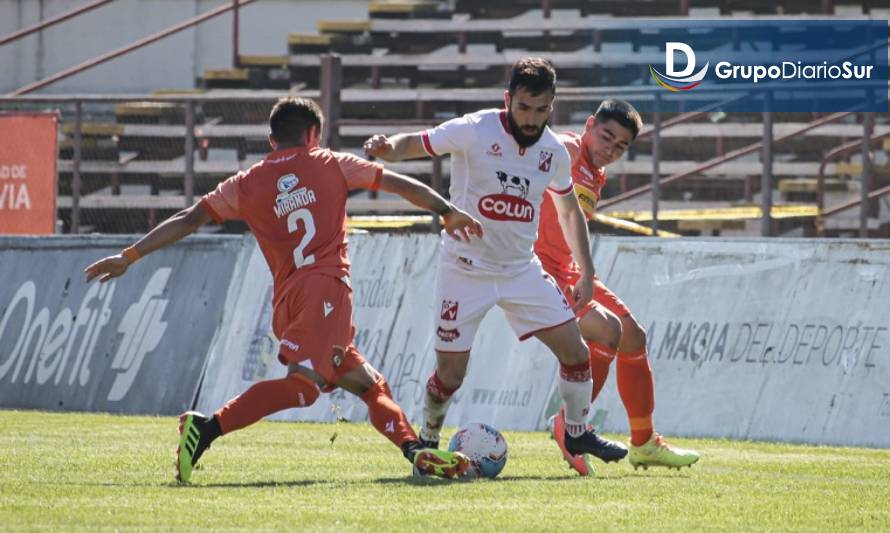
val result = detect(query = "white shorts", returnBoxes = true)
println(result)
[433,257,575,352]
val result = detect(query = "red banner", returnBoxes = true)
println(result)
[0,113,58,234]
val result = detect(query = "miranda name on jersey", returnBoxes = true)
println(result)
[274,187,317,218]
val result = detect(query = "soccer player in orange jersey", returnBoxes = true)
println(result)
[536,99,700,472]
[85,97,483,483]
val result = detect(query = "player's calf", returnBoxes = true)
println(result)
[420,369,461,446]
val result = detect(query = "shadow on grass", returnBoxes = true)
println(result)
[372,473,612,486]
[187,479,331,489]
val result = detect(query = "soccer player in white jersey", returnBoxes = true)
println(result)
[364,57,627,469]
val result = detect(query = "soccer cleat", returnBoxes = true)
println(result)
[555,404,627,464]
[412,448,470,479]
[550,407,593,476]
[175,411,216,483]
[411,436,441,476]
[565,429,628,463]
[629,433,700,471]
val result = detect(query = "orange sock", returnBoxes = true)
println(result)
[214,373,320,435]
[361,376,418,448]
[616,348,655,446]
[587,341,616,402]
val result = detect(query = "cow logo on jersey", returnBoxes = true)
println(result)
[497,171,530,197]
[538,150,553,172]
[486,143,502,157]
[477,171,535,223]
[440,300,459,321]
[277,173,299,193]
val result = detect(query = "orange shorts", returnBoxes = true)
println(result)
[272,273,365,385]
[558,274,631,319]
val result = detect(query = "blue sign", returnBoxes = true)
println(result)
[617,20,887,112]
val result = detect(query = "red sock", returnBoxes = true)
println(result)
[361,376,418,448]
[214,373,320,435]
[616,348,655,446]
[426,370,458,401]
[587,341,616,402]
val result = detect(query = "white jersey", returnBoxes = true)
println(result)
[421,109,573,274]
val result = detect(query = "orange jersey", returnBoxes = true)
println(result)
[200,146,383,307]
[534,131,607,285]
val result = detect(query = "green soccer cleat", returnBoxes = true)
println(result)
[412,448,471,479]
[175,411,217,483]
[629,433,700,471]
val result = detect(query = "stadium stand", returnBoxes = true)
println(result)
[5,0,887,237]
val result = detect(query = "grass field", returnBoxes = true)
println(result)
[2,410,889,531]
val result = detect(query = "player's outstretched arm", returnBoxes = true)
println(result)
[363,132,428,162]
[552,192,595,311]
[84,202,213,283]
[378,169,483,242]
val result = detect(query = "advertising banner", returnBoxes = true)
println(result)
[0,113,59,234]
[590,238,890,447]
[0,235,243,415]
[634,20,888,112]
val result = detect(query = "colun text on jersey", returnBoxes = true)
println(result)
[274,187,317,218]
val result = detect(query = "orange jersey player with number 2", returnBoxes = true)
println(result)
[85,97,482,483]
[536,99,700,474]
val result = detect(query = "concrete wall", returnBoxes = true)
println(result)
[0,0,368,94]
[0,235,244,414]
[194,234,890,447]
[2,233,888,447]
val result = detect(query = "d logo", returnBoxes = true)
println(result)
[666,42,697,78]
[649,41,710,92]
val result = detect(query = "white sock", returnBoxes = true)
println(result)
[559,376,592,438]
[420,391,453,443]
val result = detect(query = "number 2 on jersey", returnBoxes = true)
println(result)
[287,208,316,268]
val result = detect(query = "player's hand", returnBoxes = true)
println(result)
[84,254,130,283]
[572,275,594,312]
[363,134,394,160]
[443,208,484,243]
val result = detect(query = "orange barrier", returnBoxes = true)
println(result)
[0,114,58,234]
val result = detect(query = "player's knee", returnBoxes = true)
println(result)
[286,373,320,407]
[620,316,647,351]
[603,313,623,349]
[580,310,622,351]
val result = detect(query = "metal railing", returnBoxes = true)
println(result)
[1,56,886,236]
[0,0,117,48]
[8,0,257,96]
[816,122,890,236]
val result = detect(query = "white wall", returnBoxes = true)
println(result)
[0,0,368,94]
[195,234,890,447]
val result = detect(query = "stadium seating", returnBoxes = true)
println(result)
[49,0,890,237]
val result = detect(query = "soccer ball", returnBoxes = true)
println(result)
[447,423,508,479]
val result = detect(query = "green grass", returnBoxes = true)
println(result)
[1,410,888,531]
